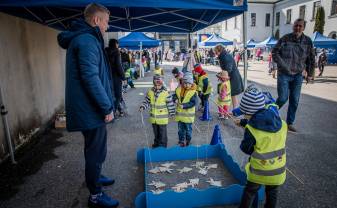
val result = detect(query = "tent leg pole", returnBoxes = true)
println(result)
[242,12,248,89]
[0,85,16,164]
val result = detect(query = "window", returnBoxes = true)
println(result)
[276,12,280,26]
[299,5,306,19]
[331,0,337,16]
[234,16,238,29]
[286,9,292,24]
[265,13,271,27]
[225,20,228,31]
[312,1,321,19]
[251,13,256,26]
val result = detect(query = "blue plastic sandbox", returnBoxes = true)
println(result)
[135,144,264,208]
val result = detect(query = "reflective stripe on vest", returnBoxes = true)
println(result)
[175,87,196,123]
[198,74,212,95]
[148,89,169,125]
[216,81,231,107]
[245,120,287,186]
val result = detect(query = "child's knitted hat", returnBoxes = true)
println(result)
[240,85,265,115]
[183,72,194,84]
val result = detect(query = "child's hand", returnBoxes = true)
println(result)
[234,118,241,127]
[139,106,145,112]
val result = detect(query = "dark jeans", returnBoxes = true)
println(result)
[178,122,192,143]
[239,181,279,208]
[276,73,303,125]
[152,124,168,147]
[318,65,325,76]
[199,93,210,108]
[81,125,107,194]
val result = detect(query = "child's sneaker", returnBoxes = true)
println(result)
[98,175,115,186]
[88,192,119,208]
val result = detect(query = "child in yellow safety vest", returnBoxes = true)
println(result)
[154,65,164,76]
[193,64,212,110]
[173,72,197,147]
[234,85,287,208]
[216,71,231,119]
[139,75,175,148]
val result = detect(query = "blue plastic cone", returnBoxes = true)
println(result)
[210,124,222,145]
[199,100,212,121]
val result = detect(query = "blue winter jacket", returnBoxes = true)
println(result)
[57,19,114,131]
[240,108,282,155]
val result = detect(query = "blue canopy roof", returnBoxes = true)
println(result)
[198,34,233,47]
[247,39,257,48]
[0,0,247,32]
[255,36,278,48]
[311,32,337,48]
[119,32,161,50]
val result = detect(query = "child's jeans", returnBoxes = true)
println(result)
[178,122,192,144]
[218,105,230,116]
[152,124,167,147]
[239,181,279,208]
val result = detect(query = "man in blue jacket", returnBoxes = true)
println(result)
[58,3,119,208]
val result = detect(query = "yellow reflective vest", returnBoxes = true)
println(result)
[197,74,212,95]
[216,81,231,107]
[148,89,169,125]
[154,67,163,75]
[125,68,131,78]
[175,86,196,123]
[245,121,287,186]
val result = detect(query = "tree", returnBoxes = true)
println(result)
[314,6,325,34]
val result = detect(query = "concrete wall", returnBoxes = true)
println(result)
[0,12,65,161]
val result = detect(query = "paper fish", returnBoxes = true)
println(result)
[148,167,161,174]
[160,162,176,168]
[198,168,208,175]
[191,161,205,168]
[206,164,218,170]
[188,178,199,187]
[177,167,193,173]
[172,182,189,193]
[207,178,222,187]
[148,181,166,189]
[158,166,173,173]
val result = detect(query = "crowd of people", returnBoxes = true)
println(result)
[58,1,315,206]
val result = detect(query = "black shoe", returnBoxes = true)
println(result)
[288,125,297,133]
[185,141,190,146]
[88,192,119,208]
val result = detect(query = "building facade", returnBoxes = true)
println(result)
[220,0,337,43]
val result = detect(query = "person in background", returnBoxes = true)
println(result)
[172,67,184,86]
[106,39,125,117]
[214,44,244,109]
[318,49,327,77]
[174,72,197,147]
[235,85,287,208]
[154,65,164,76]
[216,71,231,119]
[57,3,118,207]
[193,64,213,110]
[272,18,315,132]
[139,75,175,148]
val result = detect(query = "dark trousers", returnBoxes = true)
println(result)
[178,122,192,143]
[276,73,303,125]
[318,65,325,76]
[239,181,279,208]
[152,124,168,147]
[199,93,210,108]
[112,76,123,113]
[81,125,107,194]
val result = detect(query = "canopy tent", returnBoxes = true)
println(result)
[311,32,337,48]
[255,36,278,48]
[247,39,257,48]
[0,0,247,33]
[198,33,233,47]
[119,32,161,50]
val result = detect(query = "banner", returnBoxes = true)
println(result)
[198,34,211,43]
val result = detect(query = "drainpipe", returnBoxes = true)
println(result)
[0,85,16,164]
[272,3,275,36]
